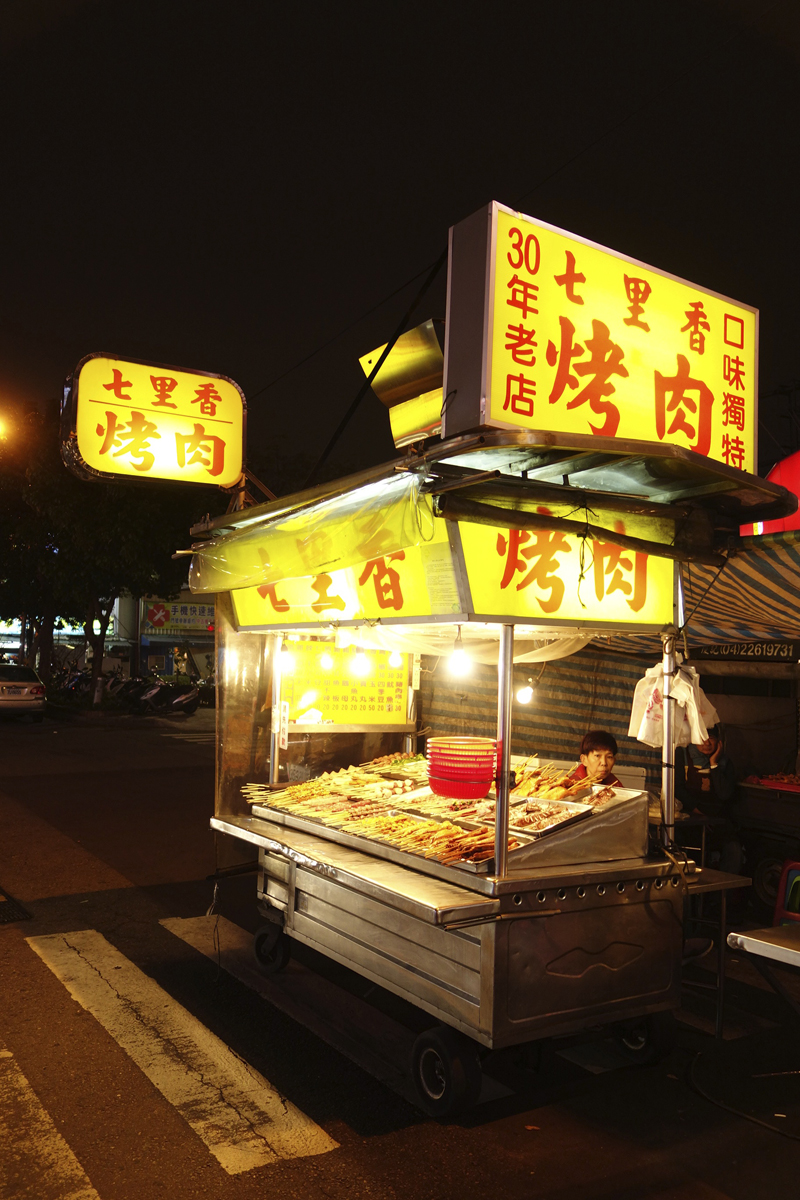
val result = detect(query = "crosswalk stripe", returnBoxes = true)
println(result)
[26,931,338,1175]
[0,1042,101,1200]
[160,733,216,744]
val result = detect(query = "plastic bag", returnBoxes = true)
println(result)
[628,661,719,748]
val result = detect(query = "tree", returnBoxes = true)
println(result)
[1,401,226,699]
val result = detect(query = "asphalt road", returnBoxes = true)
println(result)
[1,708,799,1200]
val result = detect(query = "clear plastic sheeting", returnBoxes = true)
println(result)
[336,623,592,664]
[190,472,432,595]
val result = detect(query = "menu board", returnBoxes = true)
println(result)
[282,643,409,727]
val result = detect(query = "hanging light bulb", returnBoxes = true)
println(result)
[280,648,295,674]
[319,651,334,670]
[388,650,403,669]
[298,690,318,710]
[449,626,471,677]
[516,683,534,704]
[350,651,371,677]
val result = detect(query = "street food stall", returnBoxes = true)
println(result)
[186,203,795,1112]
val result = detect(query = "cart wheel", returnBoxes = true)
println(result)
[614,1011,676,1065]
[411,1025,482,1116]
[253,926,291,974]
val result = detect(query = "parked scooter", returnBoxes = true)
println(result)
[131,678,200,716]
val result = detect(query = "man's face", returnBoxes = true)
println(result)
[581,748,616,777]
[695,736,718,756]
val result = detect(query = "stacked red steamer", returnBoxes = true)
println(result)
[427,737,497,800]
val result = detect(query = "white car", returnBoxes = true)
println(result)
[0,665,46,720]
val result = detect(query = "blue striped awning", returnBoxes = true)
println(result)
[680,529,800,643]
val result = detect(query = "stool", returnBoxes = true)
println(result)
[773,861,800,926]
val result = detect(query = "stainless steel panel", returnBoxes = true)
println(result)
[295,890,481,1001]
[265,878,289,909]
[289,912,482,1030]
[295,868,481,971]
[506,793,649,868]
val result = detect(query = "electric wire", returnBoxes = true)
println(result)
[689,1051,800,1142]
[263,0,785,472]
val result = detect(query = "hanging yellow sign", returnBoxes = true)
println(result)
[62,353,245,488]
[281,642,409,726]
[232,526,462,628]
[443,202,756,472]
[230,508,674,629]
[459,507,675,625]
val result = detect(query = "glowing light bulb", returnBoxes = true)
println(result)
[280,650,295,674]
[351,652,371,677]
[319,652,334,670]
[516,685,534,704]
[449,647,471,677]
[388,650,403,669]
[298,690,317,709]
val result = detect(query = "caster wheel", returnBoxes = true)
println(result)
[411,1025,482,1116]
[253,925,291,974]
[614,1010,676,1065]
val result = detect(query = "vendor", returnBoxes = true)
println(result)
[569,730,622,786]
[675,726,737,818]
[675,726,743,876]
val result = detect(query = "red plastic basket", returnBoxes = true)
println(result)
[428,775,493,800]
[428,737,496,752]
[428,760,495,781]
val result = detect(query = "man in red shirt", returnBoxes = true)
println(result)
[569,730,622,786]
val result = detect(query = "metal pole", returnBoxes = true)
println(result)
[495,624,515,878]
[661,625,676,847]
[269,633,283,787]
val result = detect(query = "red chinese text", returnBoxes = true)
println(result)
[150,375,178,408]
[681,301,710,354]
[723,354,746,391]
[496,512,570,613]
[311,574,346,613]
[546,318,628,437]
[654,354,714,456]
[722,392,745,431]
[503,372,536,417]
[175,423,226,477]
[593,521,647,613]
[358,552,406,611]
[505,323,537,366]
[554,250,585,305]
[103,368,132,400]
[96,410,160,472]
[721,433,746,469]
[506,274,539,320]
[192,382,223,416]
[623,276,651,331]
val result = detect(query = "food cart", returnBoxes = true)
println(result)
[188,424,792,1113]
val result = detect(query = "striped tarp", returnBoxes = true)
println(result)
[594,529,800,657]
[418,646,662,789]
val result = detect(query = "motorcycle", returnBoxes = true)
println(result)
[131,678,200,716]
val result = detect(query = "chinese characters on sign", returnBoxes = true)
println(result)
[462,506,674,625]
[279,642,409,727]
[70,356,244,486]
[231,508,674,630]
[142,599,215,635]
[444,202,756,472]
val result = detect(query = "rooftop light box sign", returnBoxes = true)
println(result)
[61,354,245,487]
[443,201,756,472]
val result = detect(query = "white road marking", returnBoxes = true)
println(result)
[0,1041,101,1200]
[26,931,338,1175]
[160,731,215,743]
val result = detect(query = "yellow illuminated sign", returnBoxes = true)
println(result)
[459,506,675,625]
[281,642,409,726]
[447,202,757,472]
[232,524,462,627]
[230,509,674,629]
[66,354,245,487]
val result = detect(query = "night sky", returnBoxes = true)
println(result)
[2,0,800,485]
